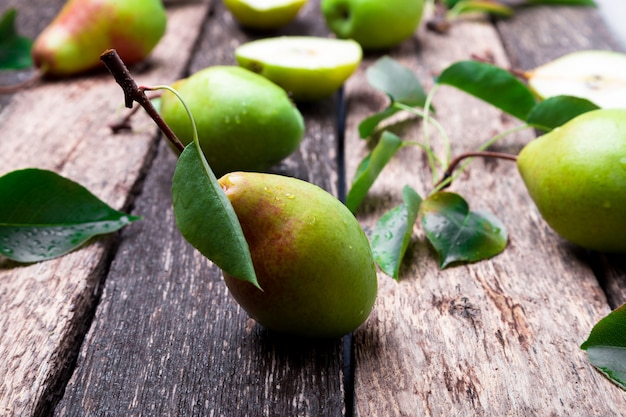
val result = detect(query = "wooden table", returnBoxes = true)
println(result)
[1,0,625,416]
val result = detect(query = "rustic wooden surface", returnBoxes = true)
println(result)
[0,2,210,416]
[1,0,625,416]
[348,6,626,416]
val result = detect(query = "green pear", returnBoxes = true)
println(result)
[32,0,167,77]
[160,66,305,177]
[321,0,424,50]
[517,108,626,253]
[235,36,362,101]
[218,172,378,338]
[224,0,308,30]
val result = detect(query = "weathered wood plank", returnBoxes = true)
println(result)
[496,2,626,329]
[55,1,346,416]
[348,7,626,416]
[0,3,209,416]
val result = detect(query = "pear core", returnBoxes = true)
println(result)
[218,172,378,338]
[517,108,626,253]
[527,50,626,109]
[235,36,362,101]
[224,0,308,29]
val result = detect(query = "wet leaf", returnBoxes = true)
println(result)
[581,303,626,390]
[359,56,427,138]
[0,9,33,70]
[0,168,140,263]
[371,186,422,280]
[172,142,259,288]
[437,60,536,120]
[346,131,403,213]
[526,95,600,131]
[420,192,507,268]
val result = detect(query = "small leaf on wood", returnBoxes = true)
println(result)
[581,303,626,390]
[437,60,536,121]
[0,8,33,70]
[359,57,428,138]
[449,1,514,17]
[366,56,428,106]
[346,131,403,213]
[0,168,140,263]
[526,0,595,5]
[358,107,401,139]
[526,95,600,131]
[420,192,508,268]
[371,186,422,280]
[172,142,259,288]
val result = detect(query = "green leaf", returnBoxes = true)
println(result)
[172,142,259,288]
[358,107,401,139]
[0,9,33,70]
[526,95,600,131]
[0,168,140,263]
[526,0,595,5]
[581,303,626,390]
[366,56,428,106]
[420,192,507,268]
[437,60,536,120]
[346,131,403,213]
[371,185,422,280]
[449,1,514,17]
[359,56,428,138]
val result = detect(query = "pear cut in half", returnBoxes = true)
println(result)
[235,36,362,101]
[527,50,626,109]
[224,0,308,30]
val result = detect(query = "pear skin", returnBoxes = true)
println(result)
[517,108,626,253]
[32,0,167,76]
[218,172,378,338]
[160,66,304,177]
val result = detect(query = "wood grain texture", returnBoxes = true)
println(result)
[347,8,626,417]
[0,3,209,416]
[55,1,346,416]
[496,1,626,347]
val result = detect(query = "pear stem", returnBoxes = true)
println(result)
[435,151,517,190]
[100,49,185,153]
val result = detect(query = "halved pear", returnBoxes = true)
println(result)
[224,0,307,30]
[527,50,626,109]
[235,36,362,101]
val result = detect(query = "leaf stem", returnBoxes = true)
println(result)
[99,49,186,153]
[434,150,517,192]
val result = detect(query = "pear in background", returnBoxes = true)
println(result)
[517,108,626,253]
[219,172,378,338]
[32,0,167,76]
[235,36,362,101]
[160,66,305,177]
[224,0,308,30]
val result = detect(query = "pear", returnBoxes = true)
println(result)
[160,66,305,177]
[517,108,626,253]
[224,0,308,30]
[218,172,378,338]
[32,0,167,76]
[235,36,362,101]
[526,50,626,109]
[321,0,424,50]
